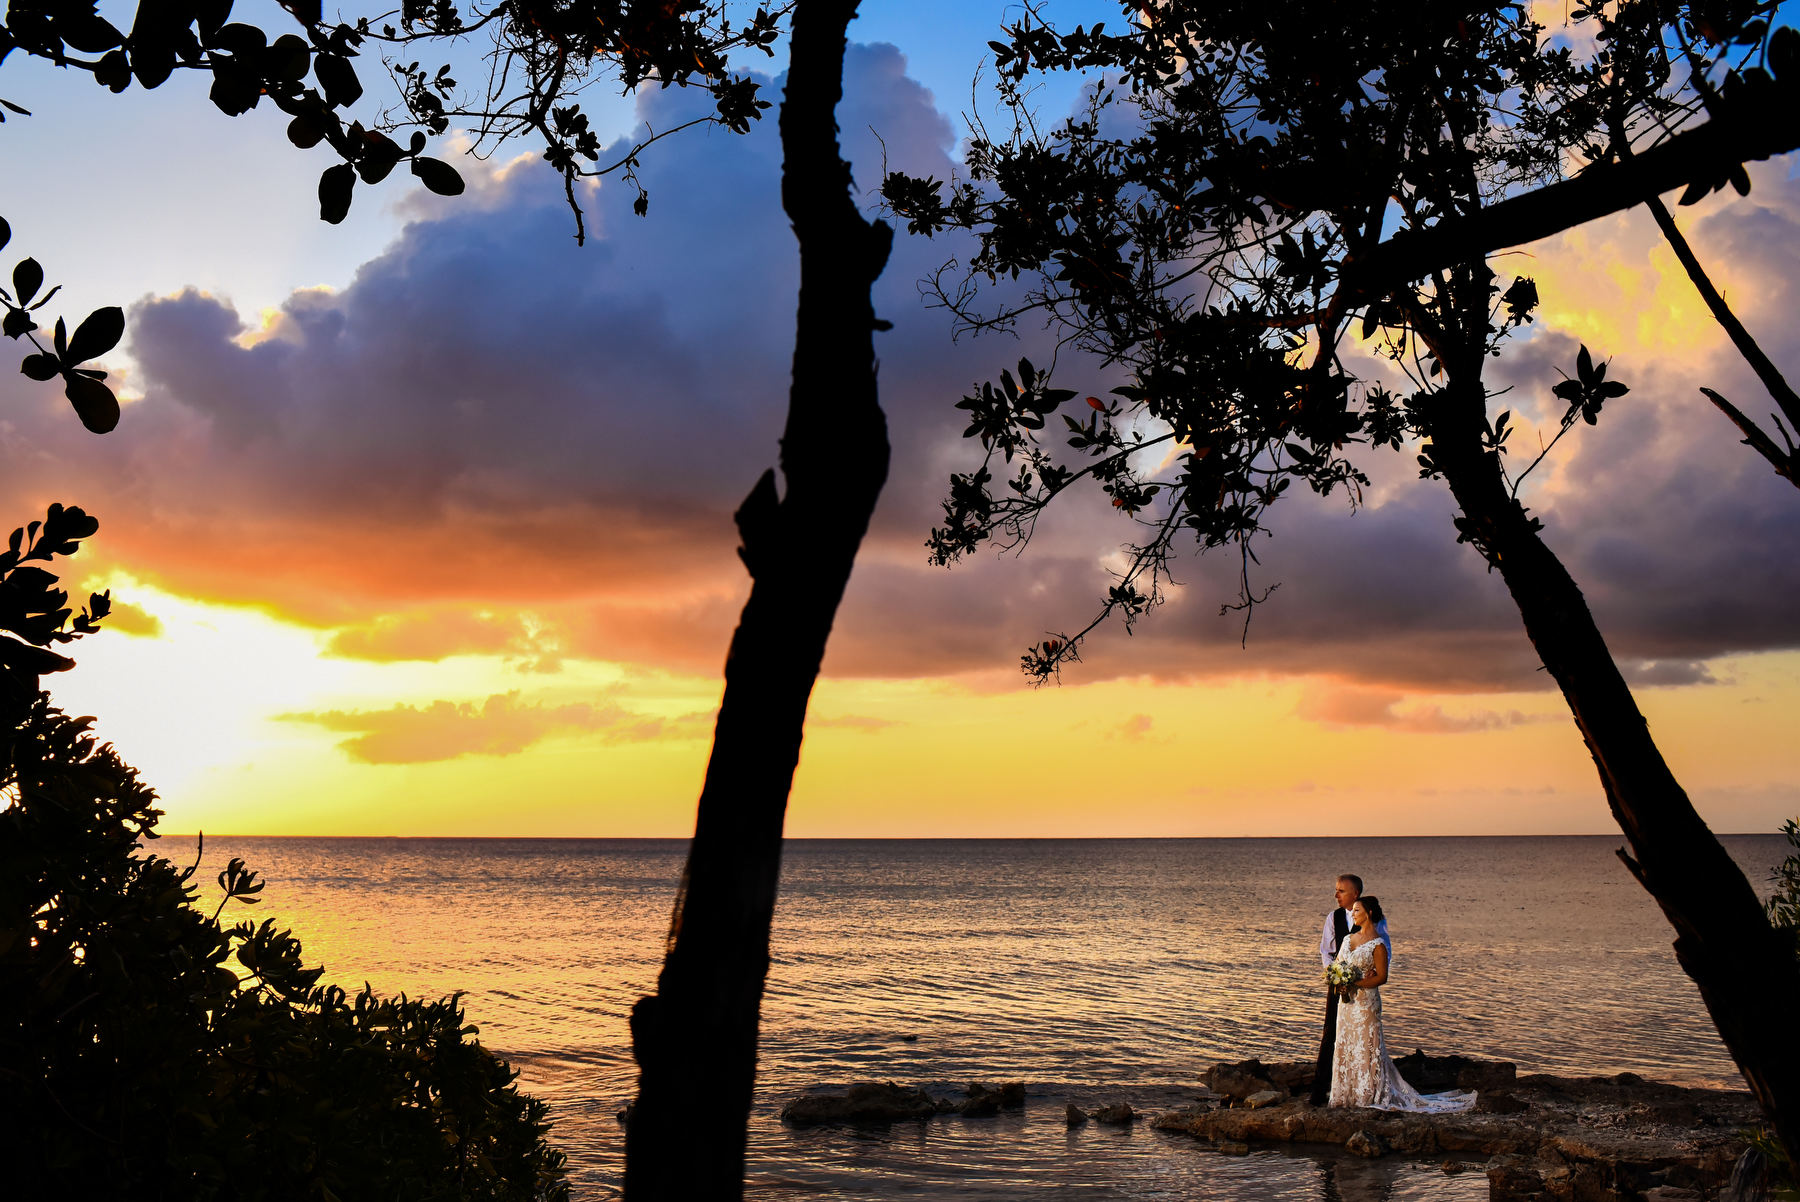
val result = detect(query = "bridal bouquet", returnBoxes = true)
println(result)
[1325,961,1360,1002]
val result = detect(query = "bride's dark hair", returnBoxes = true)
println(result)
[1357,895,1386,926]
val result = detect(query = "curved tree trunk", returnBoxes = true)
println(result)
[1425,324,1800,1168]
[622,2,891,1196]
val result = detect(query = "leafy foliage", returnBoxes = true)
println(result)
[1,218,127,432]
[883,0,1792,680]
[1,0,788,232]
[1769,819,1800,965]
[0,509,568,1201]
[0,503,109,697]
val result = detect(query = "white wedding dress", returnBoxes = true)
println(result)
[1328,938,1477,1113]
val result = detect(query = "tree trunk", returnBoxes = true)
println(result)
[622,2,891,1196]
[1425,334,1800,1168]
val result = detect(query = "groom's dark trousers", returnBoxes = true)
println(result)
[1309,906,1352,1105]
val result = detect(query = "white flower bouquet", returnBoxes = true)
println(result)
[1325,961,1360,1002]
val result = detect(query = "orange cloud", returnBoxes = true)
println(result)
[280,690,706,764]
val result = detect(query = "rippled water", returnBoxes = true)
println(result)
[162,835,1784,1199]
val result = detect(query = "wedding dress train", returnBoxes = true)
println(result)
[1327,939,1476,1113]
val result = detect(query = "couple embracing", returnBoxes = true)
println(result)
[1309,873,1475,1113]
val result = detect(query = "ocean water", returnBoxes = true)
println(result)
[160,834,1787,1200]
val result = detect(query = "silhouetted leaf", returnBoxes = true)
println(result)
[0,217,9,254]
[195,0,233,39]
[269,34,311,81]
[318,163,355,223]
[314,53,363,108]
[208,67,260,115]
[65,307,125,365]
[287,113,326,149]
[410,156,464,196]
[19,353,59,381]
[64,374,120,433]
[13,258,43,307]
[59,12,123,53]
[2,309,34,339]
[94,49,131,92]
[356,131,402,183]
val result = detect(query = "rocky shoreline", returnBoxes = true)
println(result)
[779,1055,1760,1200]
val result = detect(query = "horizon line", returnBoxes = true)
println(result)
[155,831,1781,841]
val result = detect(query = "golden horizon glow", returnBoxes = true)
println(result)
[46,575,1800,840]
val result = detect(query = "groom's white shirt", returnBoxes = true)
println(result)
[1319,909,1392,968]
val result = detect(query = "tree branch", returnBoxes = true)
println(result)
[1643,191,1800,435]
[1344,105,1800,300]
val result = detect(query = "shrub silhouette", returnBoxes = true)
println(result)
[0,506,569,1201]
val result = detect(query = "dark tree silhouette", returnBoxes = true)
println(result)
[884,0,1800,1166]
[623,2,890,1194]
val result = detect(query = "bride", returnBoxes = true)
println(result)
[1329,897,1476,1112]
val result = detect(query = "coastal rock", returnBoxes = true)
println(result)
[1214,1140,1250,1155]
[1151,1101,1219,1129]
[1091,1102,1135,1125]
[1157,1067,1756,1199]
[615,1101,633,1127]
[1245,1090,1284,1110]
[1065,1104,1088,1127]
[780,1082,938,1126]
[959,1081,1025,1116]
[1345,1129,1388,1158]
[1487,1155,1551,1200]
[1477,1091,1530,1115]
[1266,1061,1317,1095]
[1204,1058,1278,1102]
[1395,1049,1517,1093]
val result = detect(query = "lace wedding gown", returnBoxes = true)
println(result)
[1328,938,1477,1112]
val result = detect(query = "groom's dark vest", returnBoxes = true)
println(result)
[1329,907,1351,959]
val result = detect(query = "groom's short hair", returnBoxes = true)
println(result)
[1337,873,1364,895]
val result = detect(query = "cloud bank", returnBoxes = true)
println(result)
[2,47,1797,698]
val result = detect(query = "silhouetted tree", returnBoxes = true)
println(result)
[623,2,890,1194]
[884,0,1800,1165]
[7,2,886,1193]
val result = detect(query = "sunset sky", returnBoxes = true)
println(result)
[2,2,1796,838]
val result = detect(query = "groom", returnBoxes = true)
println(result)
[1308,872,1391,1106]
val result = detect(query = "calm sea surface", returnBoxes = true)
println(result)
[160,835,1786,1200]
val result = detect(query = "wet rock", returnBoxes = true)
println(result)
[1245,1090,1285,1110]
[1214,1140,1250,1156]
[1204,1058,1277,1102]
[615,1101,633,1126]
[1476,1091,1529,1115]
[960,1092,1002,1117]
[1266,1061,1317,1094]
[1487,1155,1551,1200]
[1345,1130,1388,1158]
[1441,1160,1467,1174]
[1156,1067,1755,1199]
[958,1081,1025,1116]
[1064,1103,1088,1127]
[780,1081,938,1126]
[898,1033,919,1042]
[1394,1049,1517,1093]
[1151,1103,1218,1130]
[1640,1188,1703,1201]
[1091,1102,1135,1125]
